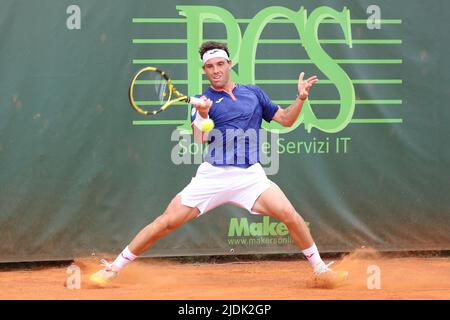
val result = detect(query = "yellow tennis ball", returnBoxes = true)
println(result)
[200,119,215,132]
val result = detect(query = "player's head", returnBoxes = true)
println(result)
[199,41,232,89]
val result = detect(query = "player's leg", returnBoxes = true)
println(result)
[251,183,347,280]
[251,183,314,251]
[128,195,200,255]
[90,195,199,284]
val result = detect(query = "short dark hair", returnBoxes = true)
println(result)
[199,41,230,60]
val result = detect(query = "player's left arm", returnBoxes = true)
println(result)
[272,72,318,127]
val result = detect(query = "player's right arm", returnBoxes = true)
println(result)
[191,96,213,144]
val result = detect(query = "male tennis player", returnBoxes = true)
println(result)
[91,41,347,285]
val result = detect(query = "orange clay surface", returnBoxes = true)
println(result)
[1,249,449,300]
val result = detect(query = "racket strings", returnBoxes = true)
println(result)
[130,67,189,116]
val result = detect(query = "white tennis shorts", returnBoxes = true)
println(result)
[178,162,272,216]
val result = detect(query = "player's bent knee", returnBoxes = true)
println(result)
[161,211,184,231]
[161,206,197,232]
[152,215,169,233]
[278,206,299,226]
[153,196,198,236]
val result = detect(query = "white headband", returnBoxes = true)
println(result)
[202,49,230,65]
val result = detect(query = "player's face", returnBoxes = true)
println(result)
[203,57,232,89]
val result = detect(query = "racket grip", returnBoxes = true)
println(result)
[188,97,203,105]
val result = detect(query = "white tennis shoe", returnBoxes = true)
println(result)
[312,261,349,288]
[89,259,119,285]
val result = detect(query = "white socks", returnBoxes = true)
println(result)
[112,246,137,271]
[302,243,325,271]
[111,244,324,273]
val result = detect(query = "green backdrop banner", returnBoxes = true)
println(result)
[0,0,449,262]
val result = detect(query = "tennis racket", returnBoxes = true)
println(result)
[129,66,203,116]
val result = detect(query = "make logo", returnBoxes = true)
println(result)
[226,216,310,248]
[228,216,289,237]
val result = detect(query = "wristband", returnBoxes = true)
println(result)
[193,110,209,129]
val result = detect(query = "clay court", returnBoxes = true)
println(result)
[1,250,449,300]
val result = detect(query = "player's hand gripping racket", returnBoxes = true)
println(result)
[129,66,203,116]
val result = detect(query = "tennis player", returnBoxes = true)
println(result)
[90,41,347,285]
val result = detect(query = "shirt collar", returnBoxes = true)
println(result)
[207,83,238,94]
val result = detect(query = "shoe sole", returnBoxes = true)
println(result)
[308,270,349,289]
[89,273,111,286]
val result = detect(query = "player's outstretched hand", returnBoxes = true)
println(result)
[298,72,318,100]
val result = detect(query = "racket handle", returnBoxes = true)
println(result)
[188,97,203,105]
